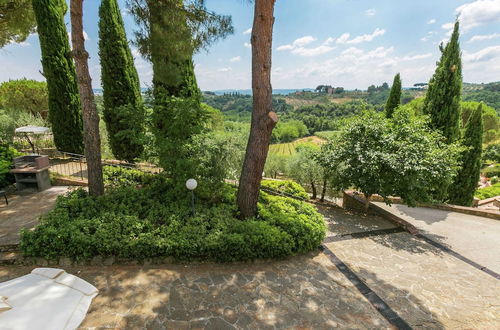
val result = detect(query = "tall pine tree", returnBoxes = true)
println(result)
[32,0,84,153]
[148,0,204,186]
[128,0,232,188]
[385,73,401,118]
[448,104,483,206]
[423,21,462,143]
[98,0,145,162]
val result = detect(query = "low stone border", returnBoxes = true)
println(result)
[368,194,500,220]
[0,252,285,267]
[0,253,178,266]
[342,192,419,235]
[53,177,88,186]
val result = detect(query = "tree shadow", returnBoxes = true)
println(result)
[318,204,451,255]
[391,203,450,225]
[367,231,451,255]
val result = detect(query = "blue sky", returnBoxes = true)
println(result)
[1,0,500,90]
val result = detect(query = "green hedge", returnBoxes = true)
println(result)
[475,183,500,200]
[20,178,325,262]
[260,179,310,200]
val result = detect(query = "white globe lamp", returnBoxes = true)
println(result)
[186,178,198,191]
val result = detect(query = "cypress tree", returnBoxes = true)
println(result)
[385,73,401,118]
[423,21,462,143]
[32,0,84,153]
[98,0,145,162]
[448,104,483,206]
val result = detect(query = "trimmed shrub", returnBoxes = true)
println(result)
[20,180,325,262]
[260,180,309,199]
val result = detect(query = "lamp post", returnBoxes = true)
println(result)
[186,178,197,216]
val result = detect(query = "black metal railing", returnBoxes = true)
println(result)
[48,150,162,181]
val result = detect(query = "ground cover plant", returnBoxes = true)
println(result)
[20,176,326,262]
[102,165,155,188]
[475,183,500,200]
[260,179,310,199]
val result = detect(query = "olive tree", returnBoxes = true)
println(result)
[318,109,463,211]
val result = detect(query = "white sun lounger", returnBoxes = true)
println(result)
[0,268,98,330]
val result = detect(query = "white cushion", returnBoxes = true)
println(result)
[55,273,98,296]
[31,268,65,279]
[0,272,98,329]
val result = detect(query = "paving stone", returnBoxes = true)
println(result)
[205,317,237,330]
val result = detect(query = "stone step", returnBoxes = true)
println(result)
[0,244,20,252]
[0,251,22,265]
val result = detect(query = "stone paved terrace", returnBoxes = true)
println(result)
[0,186,70,246]
[0,201,498,328]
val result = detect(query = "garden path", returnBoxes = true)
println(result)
[0,186,70,247]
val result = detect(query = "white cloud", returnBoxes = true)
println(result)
[469,33,500,42]
[244,42,251,48]
[277,36,335,57]
[336,28,386,44]
[271,46,438,89]
[217,67,232,72]
[463,45,500,63]
[427,19,436,24]
[292,45,335,57]
[462,45,500,83]
[365,9,376,16]
[17,42,30,47]
[243,28,252,35]
[278,36,316,50]
[400,53,433,61]
[455,0,500,31]
[230,56,241,62]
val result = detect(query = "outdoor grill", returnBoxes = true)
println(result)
[10,155,51,191]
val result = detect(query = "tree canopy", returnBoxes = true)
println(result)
[0,0,37,48]
[127,0,233,60]
[318,109,463,209]
[0,79,48,116]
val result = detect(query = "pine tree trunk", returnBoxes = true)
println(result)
[311,181,317,199]
[237,0,277,219]
[320,178,327,202]
[70,0,104,196]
